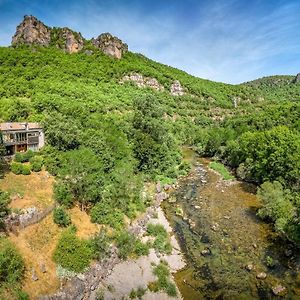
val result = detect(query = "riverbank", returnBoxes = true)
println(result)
[40,183,186,300]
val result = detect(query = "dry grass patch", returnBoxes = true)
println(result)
[8,214,61,299]
[7,206,99,299]
[69,206,100,239]
[0,170,55,210]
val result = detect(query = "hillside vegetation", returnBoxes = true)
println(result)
[0,43,299,298]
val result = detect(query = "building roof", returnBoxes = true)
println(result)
[0,122,42,131]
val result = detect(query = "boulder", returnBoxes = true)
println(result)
[272,285,287,296]
[256,272,267,279]
[31,268,38,281]
[12,15,51,46]
[92,33,128,59]
[170,80,185,96]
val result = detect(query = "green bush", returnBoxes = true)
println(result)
[21,165,31,175]
[0,191,10,230]
[147,224,172,254]
[14,150,35,163]
[89,228,111,260]
[151,261,177,297]
[22,150,34,162]
[0,238,25,285]
[115,231,149,259]
[14,153,23,163]
[54,182,74,208]
[30,156,43,172]
[90,201,124,229]
[53,207,71,227]
[14,289,30,300]
[11,162,23,175]
[53,230,92,273]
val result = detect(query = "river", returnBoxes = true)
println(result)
[163,149,300,299]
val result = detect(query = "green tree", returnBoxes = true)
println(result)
[132,95,180,176]
[0,238,25,284]
[257,181,295,234]
[0,191,10,230]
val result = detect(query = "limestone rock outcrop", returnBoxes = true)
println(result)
[56,28,84,53]
[121,73,164,91]
[12,16,129,58]
[170,80,185,96]
[92,33,128,59]
[293,73,300,83]
[12,15,51,46]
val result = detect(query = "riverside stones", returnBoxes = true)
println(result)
[272,285,287,296]
[256,272,267,279]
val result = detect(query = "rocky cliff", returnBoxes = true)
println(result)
[12,15,51,46]
[293,73,300,83]
[12,16,128,58]
[51,27,84,53]
[92,33,128,59]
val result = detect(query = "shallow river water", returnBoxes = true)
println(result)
[163,149,300,299]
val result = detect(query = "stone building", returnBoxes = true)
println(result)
[0,122,45,155]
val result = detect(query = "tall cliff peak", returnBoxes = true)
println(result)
[91,32,128,59]
[12,15,51,46]
[11,16,128,58]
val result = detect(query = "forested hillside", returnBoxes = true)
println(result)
[0,35,299,298]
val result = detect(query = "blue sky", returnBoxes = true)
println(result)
[0,0,300,84]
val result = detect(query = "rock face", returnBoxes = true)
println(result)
[170,80,185,96]
[293,73,300,83]
[12,15,51,46]
[121,73,164,91]
[92,33,128,59]
[56,28,84,53]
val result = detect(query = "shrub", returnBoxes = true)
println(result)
[0,238,25,285]
[53,207,71,227]
[54,182,74,208]
[14,289,30,300]
[115,230,136,259]
[89,228,111,260]
[134,240,150,256]
[11,162,23,175]
[21,165,31,175]
[14,150,35,163]
[22,150,34,162]
[30,156,43,172]
[0,191,10,230]
[90,201,124,229]
[147,224,172,254]
[151,261,177,297]
[115,230,149,259]
[129,287,147,299]
[14,153,23,163]
[53,230,92,273]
